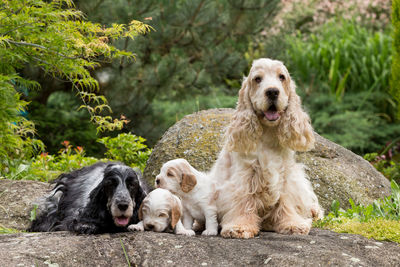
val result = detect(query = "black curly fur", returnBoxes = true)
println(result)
[28,162,150,234]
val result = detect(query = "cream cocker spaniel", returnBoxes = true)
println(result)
[210,58,323,238]
[127,188,195,236]
[155,159,219,236]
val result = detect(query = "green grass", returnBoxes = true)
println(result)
[0,226,20,234]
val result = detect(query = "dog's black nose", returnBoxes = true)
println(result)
[266,88,279,100]
[155,178,160,185]
[118,203,129,211]
[146,224,154,230]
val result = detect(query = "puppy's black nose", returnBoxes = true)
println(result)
[266,88,279,100]
[146,224,154,230]
[118,203,129,211]
[155,178,160,185]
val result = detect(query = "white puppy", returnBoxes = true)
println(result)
[155,158,219,236]
[127,188,195,236]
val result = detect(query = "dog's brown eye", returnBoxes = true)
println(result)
[167,171,173,177]
[158,213,168,218]
[279,74,285,81]
[254,76,262,83]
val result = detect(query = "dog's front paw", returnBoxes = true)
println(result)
[275,219,311,235]
[176,229,195,236]
[201,229,218,236]
[128,223,144,232]
[220,225,258,239]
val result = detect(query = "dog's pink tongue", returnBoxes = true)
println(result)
[264,111,280,121]
[116,216,129,226]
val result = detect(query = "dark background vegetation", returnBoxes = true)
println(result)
[2,0,398,183]
[25,0,398,157]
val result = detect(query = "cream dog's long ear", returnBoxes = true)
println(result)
[170,195,182,229]
[226,76,262,153]
[277,78,314,151]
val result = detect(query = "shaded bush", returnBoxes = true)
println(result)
[282,20,399,154]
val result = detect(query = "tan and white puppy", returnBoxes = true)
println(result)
[127,188,195,236]
[155,158,219,236]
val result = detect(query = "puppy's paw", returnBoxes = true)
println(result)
[128,224,144,232]
[220,225,258,239]
[201,229,218,236]
[176,229,195,236]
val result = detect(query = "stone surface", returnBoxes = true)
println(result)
[0,179,51,230]
[1,229,400,266]
[143,108,391,210]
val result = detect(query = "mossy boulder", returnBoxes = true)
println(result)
[143,108,391,211]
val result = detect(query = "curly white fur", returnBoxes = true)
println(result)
[211,58,323,239]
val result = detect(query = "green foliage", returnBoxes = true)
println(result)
[98,133,152,171]
[0,226,20,234]
[75,0,280,144]
[3,133,151,182]
[0,0,150,175]
[316,180,400,226]
[364,139,400,183]
[281,19,399,154]
[26,141,100,182]
[29,91,99,156]
[392,0,400,119]
[315,180,400,243]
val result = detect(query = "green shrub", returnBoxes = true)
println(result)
[29,92,99,156]
[282,19,399,154]
[25,141,99,182]
[98,133,152,171]
[0,0,150,177]
[2,133,151,182]
[392,0,400,118]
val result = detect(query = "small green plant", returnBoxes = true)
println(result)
[98,133,152,171]
[318,180,400,224]
[315,180,400,243]
[30,205,38,222]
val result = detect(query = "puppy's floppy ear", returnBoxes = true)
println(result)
[169,195,182,229]
[277,78,315,151]
[181,173,197,193]
[226,76,262,153]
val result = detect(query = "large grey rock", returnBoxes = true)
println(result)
[1,230,400,266]
[0,179,399,266]
[0,179,50,230]
[143,108,391,210]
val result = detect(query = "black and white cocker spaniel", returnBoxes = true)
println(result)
[29,162,150,234]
